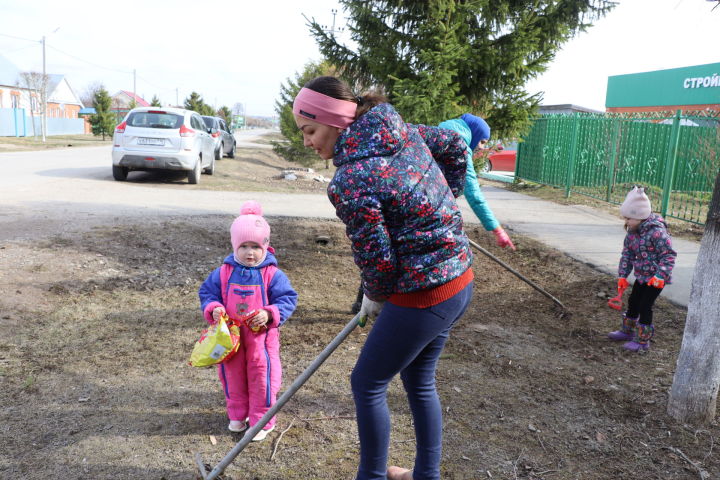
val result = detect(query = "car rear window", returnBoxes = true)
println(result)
[202,117,217,128]
[127,112,183,129]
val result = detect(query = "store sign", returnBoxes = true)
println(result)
[683,75,720,89]
[606,62,720,108]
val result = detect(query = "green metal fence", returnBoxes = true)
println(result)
[516,110,720,225]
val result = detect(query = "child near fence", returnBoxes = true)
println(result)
[607,187,676,352]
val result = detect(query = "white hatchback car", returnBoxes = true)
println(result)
[111,107,216,184]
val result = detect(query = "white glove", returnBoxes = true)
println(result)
[359,294,384,323]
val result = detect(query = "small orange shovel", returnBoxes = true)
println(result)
[608,284,628,310]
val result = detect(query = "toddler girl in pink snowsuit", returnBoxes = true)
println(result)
[198,201,298,441]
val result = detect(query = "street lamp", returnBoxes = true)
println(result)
[321,8,344,36]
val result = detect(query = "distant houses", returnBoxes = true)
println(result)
[111,90,150,121]
[0,54,85,137]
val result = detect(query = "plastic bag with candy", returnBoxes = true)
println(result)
[188,314,241,367]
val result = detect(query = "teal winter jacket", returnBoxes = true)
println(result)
[438,118,500,231]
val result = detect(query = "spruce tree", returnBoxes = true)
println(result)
[217,106,232,124]
[184,92,206,114]
[273,61,336,168]
[89,87,116,140]
[150,95,162,107]
[308,0,615,138]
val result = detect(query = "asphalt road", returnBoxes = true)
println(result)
[0,130,337,243]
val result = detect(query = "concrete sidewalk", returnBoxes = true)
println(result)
[459,186,699,308]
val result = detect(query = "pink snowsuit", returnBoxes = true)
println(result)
[199,250,298,429]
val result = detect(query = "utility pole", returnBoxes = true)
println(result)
[176,88,179,107]
[41,35,46,142]
[133,69,136,97]
[39,27,59,142]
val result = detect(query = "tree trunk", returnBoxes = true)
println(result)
[667,171,720,424]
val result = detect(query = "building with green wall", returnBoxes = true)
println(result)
[605,62,720,113]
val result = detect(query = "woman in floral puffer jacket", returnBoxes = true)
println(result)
[293,76,474,480]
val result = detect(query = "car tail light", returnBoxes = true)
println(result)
[147,110,166,114]
[211,131,220,138]
[115,121,127,133]
[180,124,195,137]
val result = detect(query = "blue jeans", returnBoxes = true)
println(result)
[352,282,473,480]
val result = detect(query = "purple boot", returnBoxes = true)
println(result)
[608,313,636,341]
[623,323,654,352]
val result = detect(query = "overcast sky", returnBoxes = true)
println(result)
[1,0,718,117]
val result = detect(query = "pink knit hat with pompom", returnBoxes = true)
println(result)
[620,186,651,220]
[230,201,270,257]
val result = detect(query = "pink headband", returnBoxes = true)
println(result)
[293,87,357,129]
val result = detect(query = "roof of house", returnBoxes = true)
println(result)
[47,74,64,94]
[0,54,21,87]
[0,56,83,107]
[539,104,604,114]
[115,90,150,107]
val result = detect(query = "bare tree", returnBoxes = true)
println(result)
[18,72,49,139]
[79,81,104,108]
[667,169,720,424]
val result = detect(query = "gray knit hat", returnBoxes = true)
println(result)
[620,186,651,220]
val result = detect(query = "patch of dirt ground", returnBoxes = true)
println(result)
[1,209,718,479]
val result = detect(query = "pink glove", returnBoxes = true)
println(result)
[647,276,665,289]
[617,278,630,290]
[212,306,226,324]
[493,227,516,250]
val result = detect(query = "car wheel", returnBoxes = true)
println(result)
[481,160,492,173]
[188,156,201,184]
[215,143,222,160]
[228,141,236,158]
[112,165,128,181]
[204,157,215,175]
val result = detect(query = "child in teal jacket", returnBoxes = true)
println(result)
[438,114,515,250]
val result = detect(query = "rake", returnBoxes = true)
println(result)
[607,283,628,310]
[468,238,566,312]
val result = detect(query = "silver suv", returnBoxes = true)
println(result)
[112,107,216,184]
[202,115,237,159]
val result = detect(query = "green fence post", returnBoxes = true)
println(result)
[565,113,580,198]
[606,118,620,202]
[660,110,682,218]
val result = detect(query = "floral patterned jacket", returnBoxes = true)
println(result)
[618,213,676,284]
[328,103,472,299]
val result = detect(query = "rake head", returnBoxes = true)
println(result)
[607,295,623,310]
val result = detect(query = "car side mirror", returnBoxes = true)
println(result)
[207,128,212,134]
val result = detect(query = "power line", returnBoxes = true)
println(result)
[46,44,132,74]
[45,46,175,99]
[0,44,37,56]
[136,74,176,93]
[5,36,184,104]
[0,32,38,43]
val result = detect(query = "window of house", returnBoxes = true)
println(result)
[11,94,20,108]
[0,90,4,108]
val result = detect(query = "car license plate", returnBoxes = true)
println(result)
[138,137,164,146]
